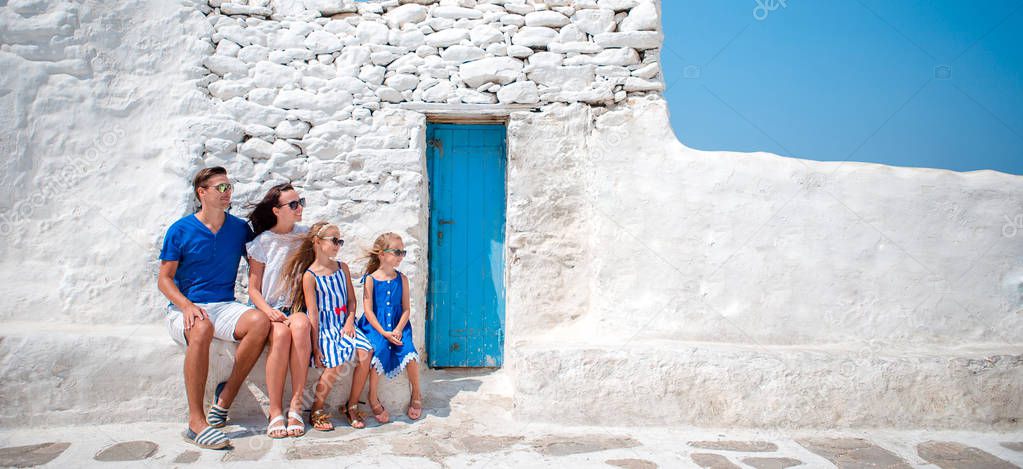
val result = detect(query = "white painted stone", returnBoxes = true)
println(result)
[563,47,640,66]
[504,3,534,15]
[269,27,308,50]
[572,8,616,35]
[528,65,596,89]
[385,73,420,91]
[632,61,659,79]
[558,24,587,43]
[324,19,357,36]
[422,81,454,102]
[370,50,402,66]
[376,86,404,103]
[539,81,614,103]
[549,41,603,54]
[223,97,289,127]
[275,119,311,139]
[524,10,570,27]
[425,28,469,47]
[272,89,318,109]
[511,26,558,48]
[398,29,426,49]
[203,55,249,77]
[359,65,386,85]
[497,80,540,104]
[302,30,343,54]
[387,54,424,73]
[384,3,429,27]
[237,44,270,63]
[334,46,371,76]
[623,76,663,92]
[459,56,524,88]
[486,42,508,56]
[357,21,390,45]
[500,14,526,27]
[597,0,638,12]
[619,1,659,32]
[528,51,564,68]
[304,0,357,16]
[432,6,484,19]
[268,48,314,63]
[239,137,274,160]
[470,24,503,46]
[215,39,241,56]
[220,3,271,16]
[596,65,630,78]
[441,45,486,63]
[507,45,534,58]
[458,88,497,104]
[271,139,301,158]
[594,31,662,49]
[208,79,253,100]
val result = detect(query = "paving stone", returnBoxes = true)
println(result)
[221,436,272,462]
[1002,442,1023,452]
[534,435,641,457]
[742,456,804,469]
[691,452,742,469]
[606,457,659,469]
[689,440,778,452]
[172,450,201,463]
[93,440,158,462]
[455,435,524,454]
[285,439,367,460]
[797,438,911,469]
[0,442,70,468]
[917,441,1018,469]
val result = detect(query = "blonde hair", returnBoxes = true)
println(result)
[278,221,336,313]
[364,232,403,278]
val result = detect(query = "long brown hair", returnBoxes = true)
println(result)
[364,232,403,278]
[278,221,335,313]
[248,183,294,237]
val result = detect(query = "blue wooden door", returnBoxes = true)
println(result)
[427,123,506,368]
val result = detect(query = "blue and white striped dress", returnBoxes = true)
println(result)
[310,262,373,368]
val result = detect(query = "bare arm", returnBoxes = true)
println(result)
[361,274,388,335]
[247,258,284,321]
[158,260,207,329]
[394,273,411,332]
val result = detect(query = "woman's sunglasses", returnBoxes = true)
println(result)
[383,248,407,257]
[277,198,306,211]
[318,236,344,247]
[204,182,233,193]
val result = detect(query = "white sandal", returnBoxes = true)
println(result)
[286,411,305,437]
[267,414,288,439]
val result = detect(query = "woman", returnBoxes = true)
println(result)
[247,183,312,437]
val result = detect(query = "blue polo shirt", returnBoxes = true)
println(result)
[159,213,254,303]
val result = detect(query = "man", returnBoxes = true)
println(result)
[158,166,270,449]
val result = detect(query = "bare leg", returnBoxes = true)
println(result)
[265,322,291,437]
[217,309,271,408]
[311,366,341,431]
[184,319,214,434]
[286,314,312,431]
[406,360,423,419]
[347,349,371,408]
[366,357,389,423]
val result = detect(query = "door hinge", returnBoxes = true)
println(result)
[428,138,443,157]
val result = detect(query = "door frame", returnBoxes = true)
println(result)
[424,119,509,368]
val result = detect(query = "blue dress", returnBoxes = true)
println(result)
[357,271,419,378]
[311,262,373,369]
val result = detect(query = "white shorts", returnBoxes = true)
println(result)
[165,301,252,346]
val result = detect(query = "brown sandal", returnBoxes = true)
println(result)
[310,409,334,432]
[341,404,365,429]
[370,401,390,424]
[407,398,423,420]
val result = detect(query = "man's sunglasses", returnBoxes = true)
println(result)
[277,198,306,210]
[318,236,344,247]
[383,248,407,257]
[203,183,233,193]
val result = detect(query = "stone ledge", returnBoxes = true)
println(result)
[510,340,1023,429]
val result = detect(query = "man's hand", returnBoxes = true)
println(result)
[183,304,208,330]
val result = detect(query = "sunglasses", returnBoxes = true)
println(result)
[318,236,344,247]
[203,182,233,193]
[383,248,407,257]
[277,197,306,210]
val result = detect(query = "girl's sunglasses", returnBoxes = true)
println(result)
[318,236,344,247]
[383,248,407,257]
[277,198,306,210]
[204,182,233,193]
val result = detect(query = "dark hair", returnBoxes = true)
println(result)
[248,183,296,237]
[192,166,227,202]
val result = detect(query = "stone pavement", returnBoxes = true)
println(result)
[1,369,1021,468]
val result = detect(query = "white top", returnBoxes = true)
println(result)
[246,224,309,309]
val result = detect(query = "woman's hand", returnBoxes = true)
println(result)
[266,308,287,322]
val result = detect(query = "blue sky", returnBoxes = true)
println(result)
[659,0,1023,175]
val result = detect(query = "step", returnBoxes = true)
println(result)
[0,321,415,427]
[509,339,1023,429]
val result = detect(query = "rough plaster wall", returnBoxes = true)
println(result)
[0,1,214,324]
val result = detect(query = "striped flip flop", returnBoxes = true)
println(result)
[206,381,229,428]
[182,426,231,450]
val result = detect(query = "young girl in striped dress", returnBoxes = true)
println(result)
[279,221,373,431]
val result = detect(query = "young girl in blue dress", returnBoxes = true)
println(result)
[279,221,373,431]
[358,232,422,422]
